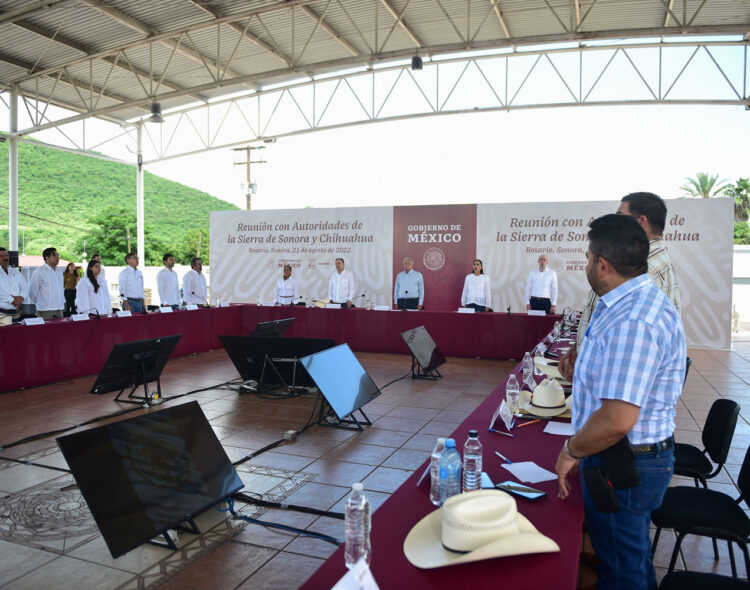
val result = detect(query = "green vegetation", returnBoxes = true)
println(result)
[680,172,731,199]
[0,141,238,262]
[728,178,750,223]
[735,222,750,245]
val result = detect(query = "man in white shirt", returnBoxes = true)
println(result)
[183,257,208,306]
[328,257,356,308]
[0,247,28,321]
[118,252,146,313]
[274,264,300,305]
[28,247,65,320]
[525,254,558,314]
[157,252,181,308]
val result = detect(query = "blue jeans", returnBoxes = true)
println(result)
[127,298,144,313]
[581,446,674,590]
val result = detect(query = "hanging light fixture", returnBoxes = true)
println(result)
[411,55,423,70]
[148,102,164,124]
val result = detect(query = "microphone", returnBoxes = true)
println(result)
[75,307,101,318]
[192,291,210,307]
[506,306,511,315]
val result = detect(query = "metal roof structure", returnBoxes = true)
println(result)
[1,0,749,257]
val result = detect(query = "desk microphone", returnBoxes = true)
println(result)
[506,306,511,315]
[77,307,101,319]
[192,291,210,307]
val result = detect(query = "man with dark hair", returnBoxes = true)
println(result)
[0,247,28,323]
[328,257,356,308]
[556,214,685,590]
[183,257,207,305]
[118,252,145,313]
[560,192,680,380]
[156,252,180,308]
[28,247,65,319]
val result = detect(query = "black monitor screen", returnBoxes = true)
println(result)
[90,334,181,395]
[401,326,446,373]
[249,318,295,338]
[299,344,381,419]
[219,335,335,385]
[56,401,243,558]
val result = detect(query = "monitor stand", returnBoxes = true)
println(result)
[146,518,201,551]
[314,395,372,432]
[257,354,307,396]
[114,351,164,405]
[410,353,442,380]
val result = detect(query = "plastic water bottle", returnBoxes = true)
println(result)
[534,344,546,376]
[344,483,371,569]
[430,437,446,505]
[462,430,483,493]
[522,351,533,384]
[257,295,262,306]
[438,439,462,504]
[506,374,520,414]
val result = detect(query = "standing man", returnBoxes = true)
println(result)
[157,253,181,308]
[0,247,28,319]
[183,257,208,305]
[525,254,557,314]
[28,247,65,319]
[328,257,356,308]
[560,192,681,380]
[118,252,145,313]
[393,257,424,310]
[274,264,299,305]
[555,214,685,590]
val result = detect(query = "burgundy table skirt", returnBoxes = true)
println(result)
[0,305,557,393]
[301,335,584,590]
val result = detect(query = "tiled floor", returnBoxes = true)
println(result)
[1,333,749,589]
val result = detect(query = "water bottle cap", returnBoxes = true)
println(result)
[468,429,478,438]
[352,482,363,492]
[437,437,446,443]
[445,439,456,448]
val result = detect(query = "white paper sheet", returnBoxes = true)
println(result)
[543,422,576,436]
[501,461,557,483]
[332,559,380,590]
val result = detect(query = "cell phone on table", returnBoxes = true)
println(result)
[495,480,546,500]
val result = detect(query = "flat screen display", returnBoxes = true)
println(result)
[299,344,381,419]
[219,335,335,385]
[56,401,243,558]
[400,325,446,372]
[90,334,181,395]
[249,318,295,338]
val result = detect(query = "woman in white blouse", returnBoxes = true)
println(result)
[75,259,111,316]
[461,259,492,312]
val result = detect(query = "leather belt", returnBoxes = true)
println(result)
[630,436,674,455]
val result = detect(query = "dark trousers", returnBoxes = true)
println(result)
[397,297,419,310]
[64,289,77,316]
[465,303,486,312]
[529,296,551,314]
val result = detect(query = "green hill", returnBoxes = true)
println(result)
[0,140,238,263]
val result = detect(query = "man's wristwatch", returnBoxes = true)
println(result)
[564,437,581,460]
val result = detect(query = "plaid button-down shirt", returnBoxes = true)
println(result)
[571,274,686,445]
[577,238,680,348]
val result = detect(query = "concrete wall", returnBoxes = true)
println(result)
[733,245,750,327]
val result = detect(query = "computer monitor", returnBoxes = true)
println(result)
[400,325,446,373]
[56,401,243,558]
[249,318,295,338]
[299,343,381,420]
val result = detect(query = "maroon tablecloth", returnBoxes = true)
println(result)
[0,306,557,393]
[301,332,584,590]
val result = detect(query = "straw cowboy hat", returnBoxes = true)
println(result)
[533,356,563,379]
[519,378,569,418]
[403,490,559,569]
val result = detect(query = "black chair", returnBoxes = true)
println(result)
[651,445,750,579]
[674,399,739,488]
[659,571,750,589]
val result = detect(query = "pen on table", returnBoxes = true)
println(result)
[494,451,512,464]
[517,419,541,428]
[487,428,515,438]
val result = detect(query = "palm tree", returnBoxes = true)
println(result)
[680,172,730,199]
[727,178,750,222]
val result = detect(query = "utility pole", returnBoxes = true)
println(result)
[233,145,266,210]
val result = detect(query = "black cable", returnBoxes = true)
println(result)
[232,439,287,468]
[232,492,345,520]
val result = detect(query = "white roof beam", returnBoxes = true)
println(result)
[301,4,361,56]
[489,0,512,38]
[379,0,423,47]
[0,0,69,26]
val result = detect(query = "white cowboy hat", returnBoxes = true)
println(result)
[403,490,559,569]
[519,378,569,418]
[533,356,563,379]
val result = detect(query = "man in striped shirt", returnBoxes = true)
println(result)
[561,192,680,380]
[555,214,686,589]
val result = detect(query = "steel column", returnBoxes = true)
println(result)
[8,85,18,251]
[136,122,145,262]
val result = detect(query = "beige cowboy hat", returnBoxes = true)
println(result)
[403,490,559,569]
[519,378,569,418]
[533,356,563,379]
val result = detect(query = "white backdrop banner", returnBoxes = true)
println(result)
[477,198,733,349]
[210,207,394,306]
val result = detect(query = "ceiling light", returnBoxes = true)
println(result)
[411,55,423,71]
[148,102,164,124]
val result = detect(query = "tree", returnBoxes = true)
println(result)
[680,172,730,199]
[735,222,750,245]
[727,178,750,222]
[75,206,161,265]
[175,228,210,265]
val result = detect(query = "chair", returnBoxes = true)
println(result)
[659,571,750,589]
[673,398,739,488]
[651,445,750,579]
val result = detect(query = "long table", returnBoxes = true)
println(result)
[301,334,584,590]
[0,305,557,393]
